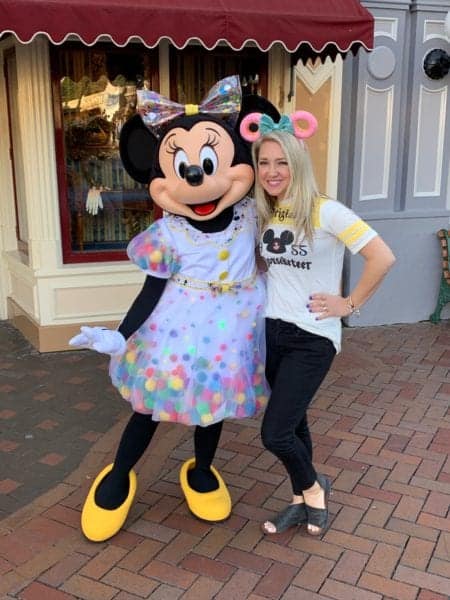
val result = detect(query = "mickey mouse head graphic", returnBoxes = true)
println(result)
[263,229,294,254]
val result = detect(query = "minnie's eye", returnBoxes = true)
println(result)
[200,146,218,176]
[173,149,189,179]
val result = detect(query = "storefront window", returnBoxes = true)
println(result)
[52,43,267,264]
[52,44,159,263]
[170,45,268,103]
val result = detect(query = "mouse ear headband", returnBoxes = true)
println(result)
[137,75,241,132]
[239,111,318,142]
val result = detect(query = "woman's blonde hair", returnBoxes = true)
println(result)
[251,130,320,244]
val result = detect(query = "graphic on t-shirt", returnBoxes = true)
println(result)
[261,198,378,355]
[262,229,294,254]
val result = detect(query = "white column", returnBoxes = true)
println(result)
[15,38,61,273]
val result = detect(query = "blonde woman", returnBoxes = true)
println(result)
[240,112,395,536]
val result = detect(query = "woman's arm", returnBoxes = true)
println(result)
[345,236,396,311]
[309,236,395,320]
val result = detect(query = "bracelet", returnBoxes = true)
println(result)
[347,295,361,317]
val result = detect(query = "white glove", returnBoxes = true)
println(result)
[69,326,126,356]
[85,187,104,215]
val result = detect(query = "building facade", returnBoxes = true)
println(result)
[0,0,449,351]
[343,0,450,326]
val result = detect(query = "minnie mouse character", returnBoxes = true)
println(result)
[70,76,277,542]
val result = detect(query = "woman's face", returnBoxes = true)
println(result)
[257,140,291,201]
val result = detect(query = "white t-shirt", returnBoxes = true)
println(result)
[259,197,377,353]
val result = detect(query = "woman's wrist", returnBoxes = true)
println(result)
[345,295,361,317]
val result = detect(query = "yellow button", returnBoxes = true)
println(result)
[218,249,230,260]
[219,271,228,280]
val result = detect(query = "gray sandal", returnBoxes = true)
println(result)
[261,502,307,535]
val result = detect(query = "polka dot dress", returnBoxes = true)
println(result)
[109,198,269,426]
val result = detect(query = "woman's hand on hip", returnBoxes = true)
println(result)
[307,293,353,320]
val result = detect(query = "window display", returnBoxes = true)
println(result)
[170,45,268,104]
[52,43,267,263]
[52,44,159,263]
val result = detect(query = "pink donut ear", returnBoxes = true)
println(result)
[290,111,318,139]
[239,112,263,142]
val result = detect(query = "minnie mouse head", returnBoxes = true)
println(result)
[119,76,280,220]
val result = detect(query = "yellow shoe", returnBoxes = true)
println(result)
[81,463,137,542]
[179,458,231,522]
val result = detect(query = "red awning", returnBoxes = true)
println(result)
[0,0,374,58]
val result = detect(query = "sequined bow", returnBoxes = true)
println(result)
[259,114,294,135]
[137,75,241,130]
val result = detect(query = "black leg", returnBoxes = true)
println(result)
[95,412,159,509]
[187,421,223,493]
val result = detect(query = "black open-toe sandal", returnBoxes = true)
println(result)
[261,502,307,535]
[305,473,331,536]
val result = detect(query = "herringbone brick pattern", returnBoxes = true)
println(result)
[0,320,449,599]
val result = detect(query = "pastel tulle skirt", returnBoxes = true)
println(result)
[109,275,269,426]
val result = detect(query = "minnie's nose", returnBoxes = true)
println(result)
[185,165,204,186]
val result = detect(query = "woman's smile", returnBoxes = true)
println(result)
[257,140,291,200]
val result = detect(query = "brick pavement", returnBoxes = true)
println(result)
[0,319,449,599]
[0,321,127,520]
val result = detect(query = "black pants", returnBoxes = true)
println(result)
[261,318,336,495]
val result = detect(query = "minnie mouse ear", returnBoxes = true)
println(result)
[119,114,158,184]
[236,94,281,131]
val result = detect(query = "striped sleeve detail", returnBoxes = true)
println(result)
[337,220,371,247]
[311,197,327,228]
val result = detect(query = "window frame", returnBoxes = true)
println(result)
[4,47,29,260]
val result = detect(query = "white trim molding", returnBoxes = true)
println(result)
[424,19,448,42]
[360,85,394,201]
[374,17,398,41]
[414,84,447,197]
